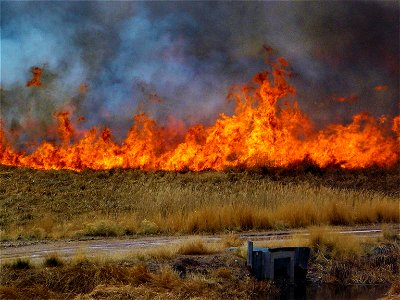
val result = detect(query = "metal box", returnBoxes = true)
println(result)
[247,241,310,282]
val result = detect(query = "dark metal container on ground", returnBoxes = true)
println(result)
[247,241,310,283]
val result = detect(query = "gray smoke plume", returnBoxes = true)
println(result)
[1,1,399,147]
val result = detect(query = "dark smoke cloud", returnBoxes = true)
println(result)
[1,1,399,146]
[263,1,400,124]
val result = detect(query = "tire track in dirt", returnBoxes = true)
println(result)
[0,226,396,263]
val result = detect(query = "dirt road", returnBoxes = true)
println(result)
[0,225,395,263]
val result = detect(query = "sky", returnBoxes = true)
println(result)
[1,1,399,144]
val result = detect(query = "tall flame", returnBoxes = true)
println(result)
[1,58,399,171]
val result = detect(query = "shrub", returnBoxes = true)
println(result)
[79,221,123,237]
[140,219,159,234]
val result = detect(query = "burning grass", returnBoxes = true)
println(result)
[0,165,399,240]
[2,57,399,172]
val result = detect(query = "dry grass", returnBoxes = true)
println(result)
[4,258,32,270]
[308,227,363,259]
[251,235,309,251]
[223,234,243,248]
[0,250,277,299]
[0,166,398,240]
[303,228,400,285]
[1,235,398,299]
[382,224,400,241]
[387,280,400,297]
[238,227,399,286]
[243,227,364,260]
[176,239,219,255]
[74,239,224,264]
[127,239,222,261]
[43,253,64,268]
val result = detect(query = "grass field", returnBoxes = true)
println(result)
[0,165,399,240]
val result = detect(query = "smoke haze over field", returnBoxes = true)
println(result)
[1,1,399,145]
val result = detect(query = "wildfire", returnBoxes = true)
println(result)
[1,58,399,171]
[374,85,388,92]
[26,67,42,87]
[79,83,89,93]
[333,95,358,103]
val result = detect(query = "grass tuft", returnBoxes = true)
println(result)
[223,234,243,248]
[177,239,217,255]
[8,258,32,270]
[43,253,64,268]
[140,219,159,234]
[78,221,124,237]
[150,265,181,289]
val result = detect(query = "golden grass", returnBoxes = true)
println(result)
[308,226,363,259]
[222,233,243,248]
[177,239,220,255]
[382,224,400,241]
[242,227,365,260]
[0,166,399,239]
[251,235,309,251]
[73,239,223,265]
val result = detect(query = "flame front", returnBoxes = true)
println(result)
[1,58,399,171]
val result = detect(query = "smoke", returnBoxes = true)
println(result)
[1,1,399,146]
[262,1,400,125]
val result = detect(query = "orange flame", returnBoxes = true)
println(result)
[374,85,388,92]
[1,58,399,171]
[333,95,358,103]
[79,83,89,93]
[26,67,42,87]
